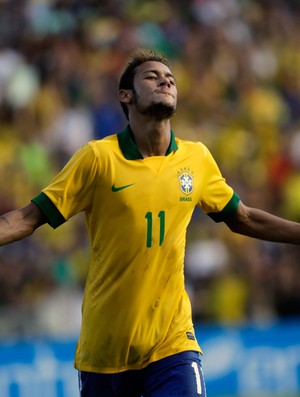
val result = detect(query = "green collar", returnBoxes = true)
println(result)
[117,125,178,160]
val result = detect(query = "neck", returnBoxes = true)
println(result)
[129,118,172,158]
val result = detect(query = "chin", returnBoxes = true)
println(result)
[145,102,176,120]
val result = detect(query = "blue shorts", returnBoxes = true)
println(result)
[78,351,206,397]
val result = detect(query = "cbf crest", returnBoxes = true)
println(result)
[178,168,194,196]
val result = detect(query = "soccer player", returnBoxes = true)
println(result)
[1,49,300,397]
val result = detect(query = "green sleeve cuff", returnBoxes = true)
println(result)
[208,192,240,223]
[31,192,66,229]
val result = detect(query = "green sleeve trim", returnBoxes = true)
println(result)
[208,192,240,223]
[31,192,66,229]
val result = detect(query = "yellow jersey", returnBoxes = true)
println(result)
[32,126,239,373]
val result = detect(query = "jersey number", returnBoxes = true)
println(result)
[145,211,165,248]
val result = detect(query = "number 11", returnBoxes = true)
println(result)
[145,211,165,248]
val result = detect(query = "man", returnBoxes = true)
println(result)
[1,49,300,397]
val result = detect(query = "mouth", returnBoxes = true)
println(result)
[155,90,174,98]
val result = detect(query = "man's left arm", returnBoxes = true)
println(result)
[224,200,300,244]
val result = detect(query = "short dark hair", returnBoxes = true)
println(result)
[119,49,170,119]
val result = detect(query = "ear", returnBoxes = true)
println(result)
[119,89,133,104]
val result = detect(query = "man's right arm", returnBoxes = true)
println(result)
[0,202,46,246]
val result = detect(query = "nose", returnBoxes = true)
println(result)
[159,76,171,87]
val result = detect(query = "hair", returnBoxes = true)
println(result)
[119,49,170,120]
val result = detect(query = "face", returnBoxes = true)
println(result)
[123,61,177,120]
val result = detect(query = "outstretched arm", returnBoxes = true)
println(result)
[224,200,300,244]
[0,202,46,246]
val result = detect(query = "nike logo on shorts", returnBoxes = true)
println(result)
[111,183,135,192]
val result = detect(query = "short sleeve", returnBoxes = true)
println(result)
[33,142,99,224]
[197,145,239,222]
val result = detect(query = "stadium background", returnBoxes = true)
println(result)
[0,0,300,396]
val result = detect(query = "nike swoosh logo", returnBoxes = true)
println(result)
[111,183,135,192]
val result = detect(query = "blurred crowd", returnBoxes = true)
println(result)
[1,0,300,337]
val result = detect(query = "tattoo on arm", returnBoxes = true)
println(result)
[0,216,10,225]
